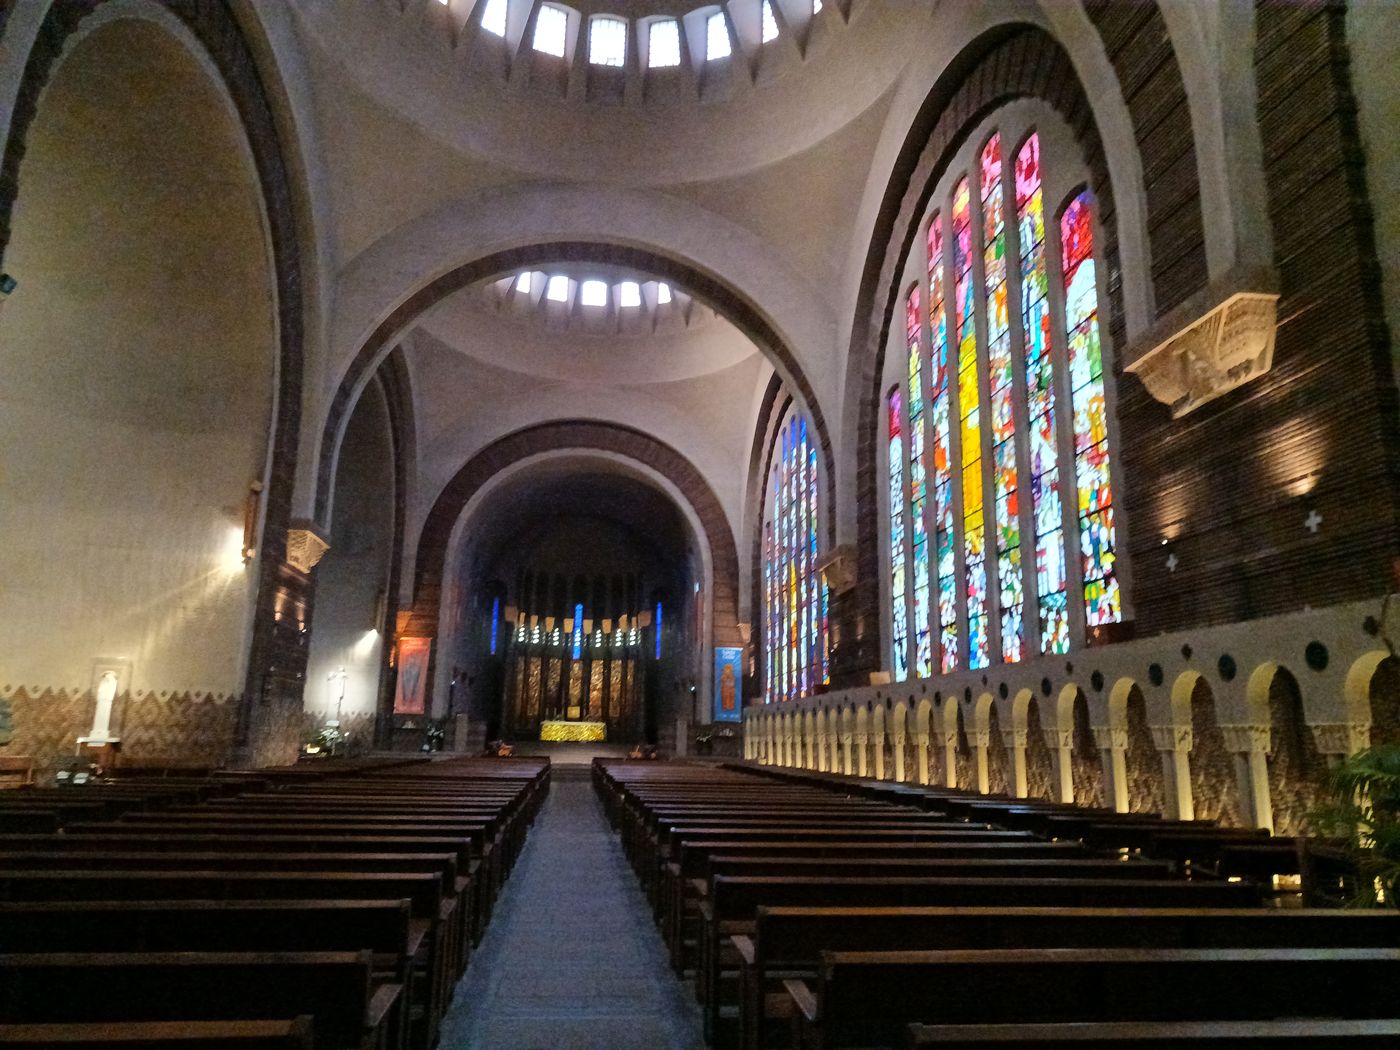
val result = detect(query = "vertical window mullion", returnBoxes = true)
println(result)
[1044,196,1089,648]
[927,212,959,674]
[906,289,933,679]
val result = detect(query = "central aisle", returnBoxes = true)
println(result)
[440,767,706,1050]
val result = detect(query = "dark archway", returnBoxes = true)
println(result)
[401,421,741,715]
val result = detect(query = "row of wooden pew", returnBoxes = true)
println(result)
[595,759,1400,1050]
[0,755,550,1049]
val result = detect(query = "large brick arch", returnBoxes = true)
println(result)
[316,241,836,543]
[841,25,1128,679]
[407,421,743,664]
[0,0,308,759]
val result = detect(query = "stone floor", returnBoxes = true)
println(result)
[439,767,706,1050]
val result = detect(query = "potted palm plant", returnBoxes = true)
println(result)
[1307,745,1400,907]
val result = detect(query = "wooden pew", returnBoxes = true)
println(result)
[903,1019,1400,1048]
[788,948,1400,1050]
[0,952,400,1050]
[736,907,1400,1050]
[700,876,1262,1045]
[0,1018,315,1048]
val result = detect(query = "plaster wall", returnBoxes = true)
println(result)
[0,20,275,705]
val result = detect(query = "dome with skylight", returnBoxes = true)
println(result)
[290,0,923,183]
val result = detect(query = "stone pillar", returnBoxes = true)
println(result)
[892,729,907,782]
[840,731,854,775]
[1007,727,1029,799]
[814,728,828,771]
[1152,725,1194,821]
[973,728,991,795]
[1047,727,1074,804]
[1092,726,1130,812]
[855,732,869,777]
[943,727,959,789]
[915,731,931,785]
[872,727,886,780]
[1222,724,1274,833]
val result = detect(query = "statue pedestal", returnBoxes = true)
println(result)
[75,737,121,771]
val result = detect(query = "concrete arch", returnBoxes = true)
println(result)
[1108,676,1139,731]
[938,696,963,790]
[890,701,910,782]
[914,697,935,785]
[311,186,841,530]
[974,693,997,794]
[0,0,311,766]
[1169,671,1202,737]
[1344,650,1390,738]
[1244,661,1284,728]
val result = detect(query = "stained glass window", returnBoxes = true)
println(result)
[885,118,1126,681]
[1016,134,1069,654]
[490,596,500,655]
[905,290,933,677]
[980,134,1023,663]
[927,215,958,672]
[571,602,584,660]
[888,389,909,682]
[953,178,990,670]
[654,601,663,660]
[1061,191,1122,628]
[764,414,829,702]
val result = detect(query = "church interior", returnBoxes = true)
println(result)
[2,0,1400,1046]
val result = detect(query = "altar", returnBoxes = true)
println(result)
[539,719,606,743]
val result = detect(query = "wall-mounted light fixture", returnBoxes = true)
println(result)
[242,481,264,562]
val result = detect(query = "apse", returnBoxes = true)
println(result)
[443,465,700,748]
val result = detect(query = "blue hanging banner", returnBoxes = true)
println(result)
[713,646,743,722]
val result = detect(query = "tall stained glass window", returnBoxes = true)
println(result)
[884,115,1126,681]
[927,215,958,672]
[953,178,990,669]
[980,134,1023,663]
[888,389,910,682]
[1016,134,1069,653]
[1061,191,1121,627]
[764,414,829,702]
[906,289,933,677]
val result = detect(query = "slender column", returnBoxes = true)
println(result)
[915,731,931,785]
[943,728,959,789]
[1222,724,1274,833]
[872,727,887,781]
[840,731,854,775]
[1152,725,1194,821]
[892,730,907,782]
[1007,727,1029,798]
[973,727,990,794]
[854,732,869,777]
[1093,725,1130,812]
[1048,727,1074,803]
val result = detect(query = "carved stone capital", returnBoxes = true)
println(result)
[286,520,330,574]
[1001,728,1027,749]
[1124,270,1278,418]
[940,729,959,749]
[973,729,992,749]
[1045,728,1074,751]
[1220,723,1272,755]
[1310,721,1371,756]
[1150,724,1193,753]
[1092,725,1129,751]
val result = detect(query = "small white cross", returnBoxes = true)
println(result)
[1304,510,1323,534]
[1165,553,1179,573]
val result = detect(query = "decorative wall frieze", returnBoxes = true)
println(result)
[286,519,330,574]
[1150,724,1193,753]
[1123,269,1279,418]
[1220,723,1272,755]
[1309,721,1371,756]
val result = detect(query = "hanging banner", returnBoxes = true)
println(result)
[713,646,743,722]
[394,637,432,715]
